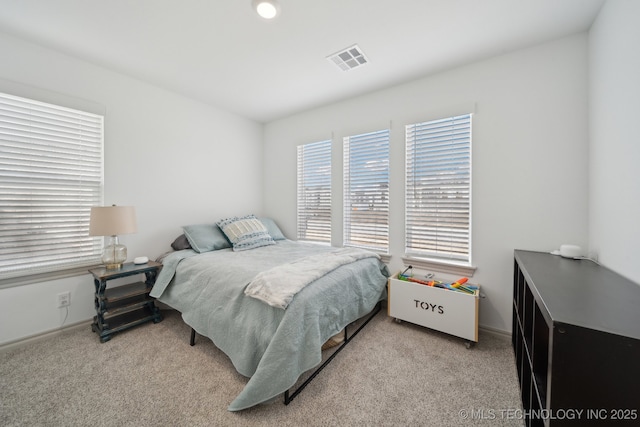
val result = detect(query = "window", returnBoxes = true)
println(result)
[343,129,389,252]
[296,140,331,243]
[405,114,472,264]
[0,92,104,280]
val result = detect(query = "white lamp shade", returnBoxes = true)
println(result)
[89,206,137,236]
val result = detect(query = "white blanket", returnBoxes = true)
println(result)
[244,247,380,309]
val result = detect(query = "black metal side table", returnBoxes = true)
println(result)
[89,261,163,342]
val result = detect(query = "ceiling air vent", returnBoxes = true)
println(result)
[327,44,368,71]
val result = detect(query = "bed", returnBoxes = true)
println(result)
[149,216,389,411]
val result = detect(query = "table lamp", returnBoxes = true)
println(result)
[89,205,137,269]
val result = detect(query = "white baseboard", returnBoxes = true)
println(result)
[479,324,511,339]
[0,315,512,352]
[0,320,92,353]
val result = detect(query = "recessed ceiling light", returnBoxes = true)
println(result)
[252,0,280,19]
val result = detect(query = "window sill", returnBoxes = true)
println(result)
[401,256,476,277]
[379,254,391,265]
[0,263,101,289]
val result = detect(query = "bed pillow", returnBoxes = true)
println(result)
[217,215,276,251]
[170,234,192,251]
[182,223,231,253]
[259,217,286,240]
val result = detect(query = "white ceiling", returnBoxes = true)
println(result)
[0,0,605,123]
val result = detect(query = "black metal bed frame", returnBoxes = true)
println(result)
[188,301,382,406]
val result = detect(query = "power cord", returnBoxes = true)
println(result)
[60,306,69,327]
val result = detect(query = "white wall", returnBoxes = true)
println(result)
[3,21,616,343]
[0,32,263,345]
[263,34,590,333]
[588,0,640,284]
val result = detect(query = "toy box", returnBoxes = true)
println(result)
[387,272,479,344]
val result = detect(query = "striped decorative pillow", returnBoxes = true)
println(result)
[216,215,276,251]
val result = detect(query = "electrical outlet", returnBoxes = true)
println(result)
[57,291,71,308]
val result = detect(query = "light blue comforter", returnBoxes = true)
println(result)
[150,240,389,411]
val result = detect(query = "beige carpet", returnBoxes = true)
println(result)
[1,309,523,426]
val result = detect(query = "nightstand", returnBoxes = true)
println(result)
[89,261,163,342]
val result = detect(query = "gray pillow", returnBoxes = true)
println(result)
[259,217,286,240]
[170,234,192,250]
[182,224,231,253]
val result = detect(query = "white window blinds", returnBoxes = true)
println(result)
[0,92,104,280]
[405,114,472,263]
[343,129,389,252]
[297,140,331,243]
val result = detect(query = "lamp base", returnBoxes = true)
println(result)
[104,262,123,270]
[102,236,127,270]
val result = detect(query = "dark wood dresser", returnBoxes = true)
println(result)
[512,250,640,426]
